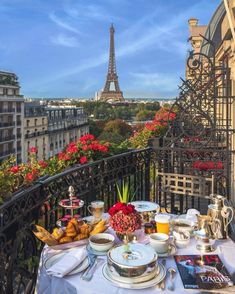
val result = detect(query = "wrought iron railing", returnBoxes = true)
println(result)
[0,148,152,294]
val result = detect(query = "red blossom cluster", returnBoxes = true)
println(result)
[129,107,176,149]
[57,134,109,165]
[108,202,141,234]
[108,202,136,216]
[2,134,110,193]
[193,161,223,171]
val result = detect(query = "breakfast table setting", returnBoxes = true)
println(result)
[34,187,235,294]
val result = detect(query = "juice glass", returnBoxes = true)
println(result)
[155,215,171,235]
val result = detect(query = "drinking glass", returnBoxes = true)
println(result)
[88,201,104,221]
[155,215,171,235]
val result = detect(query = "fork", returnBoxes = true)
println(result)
[167,267,176,291]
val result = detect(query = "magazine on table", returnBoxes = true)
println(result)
[174,255,234,290]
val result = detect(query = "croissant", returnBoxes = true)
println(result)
[70,218,80,233]
[33,225,58,246]
[74,233,88,241]
[89,219,106,236]
[52,228,65,241]
[80,223,91,235]
[59,236,73,244]
[66,221,77,237]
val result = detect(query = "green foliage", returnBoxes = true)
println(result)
[135,109,155,121]
[98,131,125,144]
[104,119,132,138]
[89,120,105,138]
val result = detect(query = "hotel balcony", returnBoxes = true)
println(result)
[0,122,14,128]
[0,108,15,113]
[0,135,15,142]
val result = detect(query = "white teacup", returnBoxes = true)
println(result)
[149,233,172,254]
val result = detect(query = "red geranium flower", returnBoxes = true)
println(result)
[25,173,34,182]
[80,156,88,164]
[39,160,47,168]
[10,166,21,174]
[30,146,38,153]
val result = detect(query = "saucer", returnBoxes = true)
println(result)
[86,244,109,256]
[102,263,166,289]
[157,244,177,257]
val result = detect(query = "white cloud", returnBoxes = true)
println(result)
[51,34,79,48]
[49,12,79,34]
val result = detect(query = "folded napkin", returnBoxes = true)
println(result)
[46,247,87,278]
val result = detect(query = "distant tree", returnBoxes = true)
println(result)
[103,119,132,139]
[135,110,155,121]
[98,131,125,145]
[145,102,160,111]
[89,120,105,138]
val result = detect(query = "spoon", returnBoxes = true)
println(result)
[160,259,166,290]
[167,267,176,291]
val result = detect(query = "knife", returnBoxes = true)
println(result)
[81,255,97,280]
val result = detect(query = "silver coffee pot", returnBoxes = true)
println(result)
[207,194,234,239]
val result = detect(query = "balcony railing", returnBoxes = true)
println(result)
[25,131,48,138]
[0,135,15,142]
[0,108,15,113]
[0,149,15,158]
[0,148,153,293]
[0,122,14,128]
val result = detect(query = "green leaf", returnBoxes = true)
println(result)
[116,181,123,202]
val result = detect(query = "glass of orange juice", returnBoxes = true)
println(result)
[155,215,171,235]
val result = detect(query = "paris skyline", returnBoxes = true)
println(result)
[0,0,220,98]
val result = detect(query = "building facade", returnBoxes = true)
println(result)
[23,103,49,162]
[46,107,89,157]
[0,71,24,163]
[187,0,235,198]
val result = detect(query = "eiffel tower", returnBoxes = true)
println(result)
[99,24,124,102]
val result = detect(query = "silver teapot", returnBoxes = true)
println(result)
[207,194,234,239]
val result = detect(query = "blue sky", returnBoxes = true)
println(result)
[0,0,221,98]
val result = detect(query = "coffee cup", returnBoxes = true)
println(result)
[88,201,104,221]
[149,233,172,254]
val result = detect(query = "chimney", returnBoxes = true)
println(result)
[188,18,198,27]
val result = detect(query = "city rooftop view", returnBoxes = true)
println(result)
[1,1,235,294]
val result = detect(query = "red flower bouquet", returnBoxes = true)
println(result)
[108,202,142,234]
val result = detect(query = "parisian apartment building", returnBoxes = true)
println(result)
[0,71,24,164]
[23,103,89,161]
[46,106,89,158]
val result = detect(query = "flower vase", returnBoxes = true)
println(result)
[116,231,135,243]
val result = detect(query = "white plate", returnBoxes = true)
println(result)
[44,252,89,275]
[86,244,109,256]
[157,244,177,258]
[130,201,160,213]
[107,264,159,284]
[102,263,166,289]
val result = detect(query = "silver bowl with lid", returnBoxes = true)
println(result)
[107,243,158,278]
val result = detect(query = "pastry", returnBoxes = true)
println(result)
[70,218,80,233]
[66,221,77,237]
[59,236,73,244]
[52,228,64,241]
[90,219,106,236]
[80,223,91,235]
[33,225,58,246]
[74,233,88,241]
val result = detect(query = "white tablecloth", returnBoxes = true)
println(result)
[35,236,235,294]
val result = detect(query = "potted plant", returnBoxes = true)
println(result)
[108,181,141,241]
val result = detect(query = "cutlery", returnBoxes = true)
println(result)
[160,259,166,290]
[81,257,101,281]
[81,254,97,280]
[167,267,176,291]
